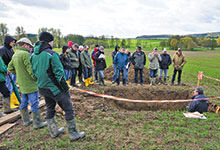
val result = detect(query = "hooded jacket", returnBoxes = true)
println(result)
[95,50,106,70]
[172,52,186,70]
[30,41,68,96]
[80,50,93,68]
[0,36,16,66]
[91,48,99,66]
[186,94,208,114]
[8,46,38,94]
[0,56,7,82]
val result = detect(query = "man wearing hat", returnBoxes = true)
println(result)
[186,86,208,114]
[158,48,171,85]
[171,48,186,85]
[30,32,85,140]
[131,45,146,86]
[8,38,47,128]
[0,35,17,114]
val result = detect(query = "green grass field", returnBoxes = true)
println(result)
[1,42,220,149]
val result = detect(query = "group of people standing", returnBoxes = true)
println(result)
[111,46,186,86]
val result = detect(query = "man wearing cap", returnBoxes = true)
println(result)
[171,48,186,85]
[111,45,120,84]
[68,43,80,87]
[148,47,162,85]
[95,46,107,86]
[158,48,171,85]
[31,32,85,140]
[8,38,47,129]
[131,45,146,86]
[186,87,208,114]
[0,35,17,113]
[91,44,99,82]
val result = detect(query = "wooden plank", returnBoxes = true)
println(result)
[0,123,16,135]
[0,100,45,126]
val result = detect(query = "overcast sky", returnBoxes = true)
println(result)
[0,0,220,38]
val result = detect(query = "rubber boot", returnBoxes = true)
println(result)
[78,76,84,84]
[47,118,65,138]
[3,97,17,114]
[67,119,86,141]
[158,78,162,85]
[20,107,33,127]
[153,78,156,85]
[101,78,106,86]
[32,109,47,129]
[88,78,94,85]
[99,79,103,86]
[85,78,89,87]
[164,78,167,85]
[150,78,153,86]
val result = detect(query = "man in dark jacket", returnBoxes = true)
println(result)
[68,44,80,87]
[159,48,171,85]
[31,32,85,140]
[95,46,107,86]
[77,46,84,84]
[112,45,120,84]
[60,45,72,81]
[131,46,146,86]
[114,47,128,86]
[91,44,99,82]
[0,35,17,113]
[186,87,208,114]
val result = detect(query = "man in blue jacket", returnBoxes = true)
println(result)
[114,47,128,86]
[186,87,209,114]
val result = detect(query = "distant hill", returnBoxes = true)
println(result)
[136,32,220,39]
[27,33,37,38]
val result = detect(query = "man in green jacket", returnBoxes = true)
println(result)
[30,32,85,140]
[80,45,94,87]
[68,44,80,87]
[0,56,10,116]
[8,38,47,128]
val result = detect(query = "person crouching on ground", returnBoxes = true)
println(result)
[158,48,171,85]
[80,45,94,87]
[148,47,162,85]
[30,32,85,140]
[186,87,208,114]
[131,46,146,86]
[60,45,72,82]
[114,47,128,86]
[95,46,107,86]
[8,38,47,128]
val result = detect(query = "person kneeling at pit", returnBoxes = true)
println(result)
[186,87,209,114]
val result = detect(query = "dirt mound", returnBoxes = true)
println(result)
[104,65,155,84]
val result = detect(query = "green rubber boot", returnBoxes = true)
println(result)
[20,107,33,126]
[32,109,47,129]
[47,118,65,138]
[67,119,86,141]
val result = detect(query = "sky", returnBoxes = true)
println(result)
[0,0,220,38]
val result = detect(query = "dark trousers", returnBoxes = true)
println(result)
[77,66,83,81]
[0,81,10,98]
[39,89,74,121]
[171,69,182,84]
[70,68,77,85]
[94,66,98,80]
[134,69,143,84]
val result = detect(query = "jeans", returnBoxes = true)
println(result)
[94,66,99,80]
[171,69,182,84]
[149,69,158,78]
[20,91,39,112]
[82,67,93,79]
[39,89,74,121]
[159,69,169,79]
[64,69,72,81]
[116,68,127,85]
[0,81,10,98]
[6,74,16,94]
[112,64,117,82]
[98,70,104,79]
[70,68,77,85]
[134,69,143,84]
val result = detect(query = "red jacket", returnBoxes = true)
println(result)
[91,48,98,66]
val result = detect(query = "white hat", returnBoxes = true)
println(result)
[79,45,84,49]
[17,38,34,48]
[163,48,167,52]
